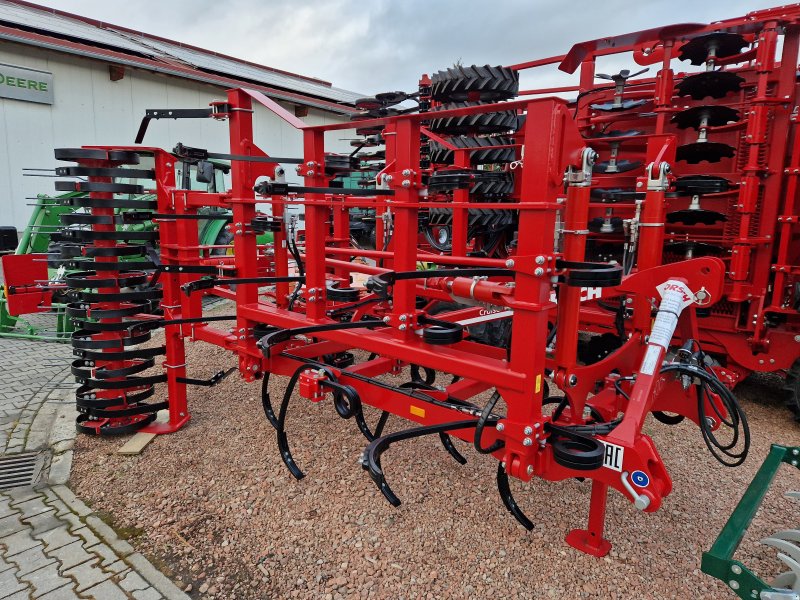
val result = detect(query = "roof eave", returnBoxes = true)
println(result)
[0,25,359,116]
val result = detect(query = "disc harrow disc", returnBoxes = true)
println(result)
[665,241,724,257]
[675,71,744,99]
[589,99,648,112]
[671,105,740,130]
[678,32,748,65]
[674,175,732,195]
[676,142,735,164]
[593,160,641,174]
[666,209,727,225]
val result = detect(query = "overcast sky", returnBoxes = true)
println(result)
[30,0,786,94]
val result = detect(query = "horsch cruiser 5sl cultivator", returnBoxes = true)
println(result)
[19,3,800,596]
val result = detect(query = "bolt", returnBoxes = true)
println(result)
[399,324,407,331]
[306,170,314,177]
[535,255,545,265]
[731,565,742,575]
[568,374,578,387]
[523,437,533,446]
[534,267,545,276]
[524,426,533,435]
[402,169,412,176]
[501,461,506,470]
[399,314,407,322]
[496,423,505,432]
[534,423,540,429]
[401,180,411,188]
[383,316,391,323]
[527,465,534,476]
[793,460,798,467]
[729,581,740,591]
[793,449,799,456]
[306,161,314,167]
[308,296,316,302]
[385,175,393,183]
[505,259,515,268]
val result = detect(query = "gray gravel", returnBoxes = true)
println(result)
[70,335,800,599]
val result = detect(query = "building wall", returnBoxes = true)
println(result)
[0,41,355,230]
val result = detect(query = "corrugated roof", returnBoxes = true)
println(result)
[0,0,363,111]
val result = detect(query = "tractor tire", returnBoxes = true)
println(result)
[211,229,234,256]
[429,136,515,165]
[782,358,800,421]
[431,65,519,102]
[428,102,518,135]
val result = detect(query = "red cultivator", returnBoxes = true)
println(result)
[46,4,800,562]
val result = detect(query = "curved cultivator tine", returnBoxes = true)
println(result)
[786,491,800,501]
[439,432,468,465]
[496,463,534,531]
[362,420,479,507]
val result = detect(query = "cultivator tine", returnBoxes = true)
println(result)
[786,491,800,501]
[763,537,800,568]
[354,409,390,442]
[774,552,800,592]
[362,420,479,507]
[438,432,468,465]
[496,463,534,531]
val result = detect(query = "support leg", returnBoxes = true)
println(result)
[565,481,613,557]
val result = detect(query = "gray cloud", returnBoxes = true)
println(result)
[31,0,784,94]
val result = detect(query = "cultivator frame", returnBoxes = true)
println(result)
[44,4,800,566]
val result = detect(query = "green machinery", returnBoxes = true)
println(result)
[703,445,800,599]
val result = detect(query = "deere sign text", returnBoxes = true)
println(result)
[0,63,53,105]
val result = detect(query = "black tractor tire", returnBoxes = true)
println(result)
[429,136,515,165]
[428,102,518,135]
[431,65,519,102]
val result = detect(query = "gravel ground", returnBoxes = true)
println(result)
[71,329,800,600]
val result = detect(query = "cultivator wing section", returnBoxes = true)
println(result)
[43,4,800,563]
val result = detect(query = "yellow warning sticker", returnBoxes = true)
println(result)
[410,405,426,418]
[535,374,542,394]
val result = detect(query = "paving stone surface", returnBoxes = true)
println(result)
[0,338,188,600]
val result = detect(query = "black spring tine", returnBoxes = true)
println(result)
[496,462,534,531]
[275,365,308,480]
[354,408,390,442]
[363,420,478,507]
[260,372,279,429]
[438,432,468,465]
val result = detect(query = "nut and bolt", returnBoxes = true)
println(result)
[401,180,411,188]
[568,374,578,387]
[534,267,545,276]
[524,426,533,435]
[527,465,534,476]
[399,314,407,322]
[505,259,515,268]
[729,581,740,591]
[399,324,407,331]
[523,437,533,446]
[383,316,391,323]
[401,169,412,176]
[308,296,316,302]
[306,161,315,167]
[496,423,505,432]
[731,565,742,575]
[306,170,314,177]
[535,255,546,265]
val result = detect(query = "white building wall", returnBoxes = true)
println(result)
[0,42,355,230]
